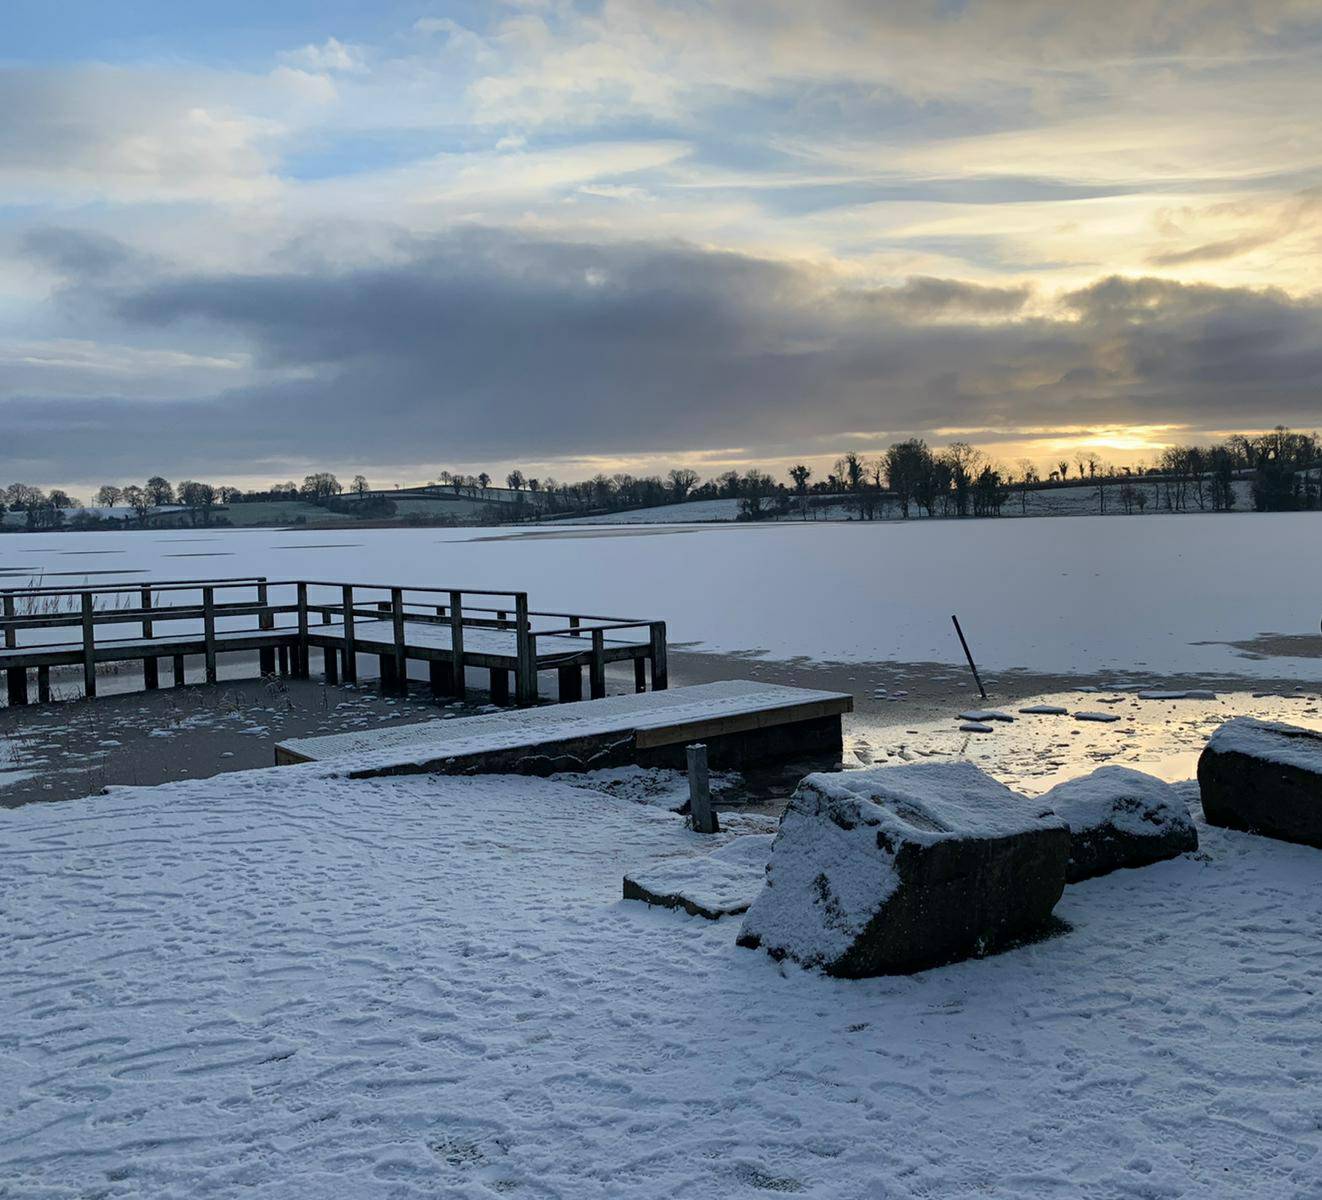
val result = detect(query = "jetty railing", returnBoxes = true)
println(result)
[0,576,667,708]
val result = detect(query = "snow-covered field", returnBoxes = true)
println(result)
[4,764,1321,1197]
[564,480,1258,524]
[3,512,1320,679]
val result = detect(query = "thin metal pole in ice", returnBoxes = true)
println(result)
[951,614,988,700]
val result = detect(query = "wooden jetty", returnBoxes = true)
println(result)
[275,680,853,776]
[0,576,666,709]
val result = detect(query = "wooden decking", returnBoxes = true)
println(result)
[275,680,853,776]
[0,577,667,708]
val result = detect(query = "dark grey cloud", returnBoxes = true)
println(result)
[5,230,1321,485]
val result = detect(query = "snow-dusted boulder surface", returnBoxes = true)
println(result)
[737,763,1070,977]
[623,834,773,919]
[1199,718,1322,848]
[1041,766,1198,882]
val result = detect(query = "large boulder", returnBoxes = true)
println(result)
[1040,766,1197,882]
[1198,718,1322,849]
[737,762,1069,977]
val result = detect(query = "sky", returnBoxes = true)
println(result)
[2,0,1321,495]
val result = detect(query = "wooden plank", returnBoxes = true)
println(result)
[81,592,96,699]
[633,657,647,693]
[491,668,511,705]
[634,696,852,750]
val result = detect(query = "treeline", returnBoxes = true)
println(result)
[5,426,1318,530]
[0,472,378,529]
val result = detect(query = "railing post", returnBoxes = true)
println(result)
[140,586,158,690]
[258,579,276,676]
[590,629,606,699]
[391,587,407,695]
[3,593,25,706]
[296,582,309,678]
[81,592,96,699]
[649,621,668,691]
[341,584,357,683]
[514,593,535,706]
[203,586,217,684]
[449,590,467,699]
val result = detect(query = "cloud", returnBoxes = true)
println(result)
[0,65,283,205]
[5,230,1320,486]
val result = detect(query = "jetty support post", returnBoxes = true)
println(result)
[173,654,186,687]
[37,665,50,703]
[296,583,310,679]
[203,586,218,684]
[81,592,96,699]
[140,586,158,690]
[590,629,606,700]
[687,743,719,834]
[649,621,668,691]
[390,588,407,696]
[449,590,468,700]
[258,580,276,676]
[514,593,535,706]
[557,663,582,703]
[341,585,357,683]
[3,593,26,706]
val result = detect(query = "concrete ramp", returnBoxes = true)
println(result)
[275,680,852,777]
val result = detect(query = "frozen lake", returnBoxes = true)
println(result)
[2,512,1320,680]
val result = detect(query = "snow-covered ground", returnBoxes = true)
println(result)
[3,763,1321,1197]
[564,480,1258,524]
[3,513,1320,679]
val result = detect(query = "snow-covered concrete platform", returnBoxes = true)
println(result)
[4,768,1322,1196]
[275,679,853,775]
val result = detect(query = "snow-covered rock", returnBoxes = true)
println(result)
[622,834,772,919]
[1199,718,1322,849]
[737,763,1069,977]
[1041,766,1198,883]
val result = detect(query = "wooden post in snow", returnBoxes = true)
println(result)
[687,743,719,834]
